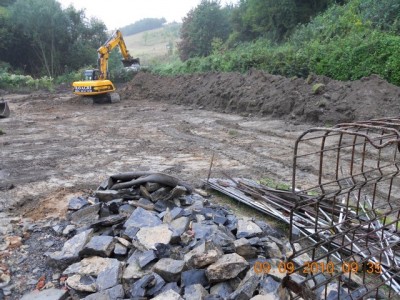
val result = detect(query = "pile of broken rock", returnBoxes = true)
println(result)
[24,172,296,299]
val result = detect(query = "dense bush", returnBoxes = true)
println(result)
[152,0,400,86]
[0,69,54,91]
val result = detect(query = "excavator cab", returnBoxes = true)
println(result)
[83,70,100,81]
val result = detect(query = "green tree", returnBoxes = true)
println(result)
[10,0,69,76]
[178,0,231,61]
[230,0,334,43]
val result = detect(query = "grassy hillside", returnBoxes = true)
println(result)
[124,23,181,65]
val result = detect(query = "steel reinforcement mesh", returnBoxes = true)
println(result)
[286,118,400,299]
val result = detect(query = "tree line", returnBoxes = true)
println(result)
[177,0,344,61]
[161,0,399,86]
[0,0,108,78]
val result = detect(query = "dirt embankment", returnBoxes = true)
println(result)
[122,71,400,125]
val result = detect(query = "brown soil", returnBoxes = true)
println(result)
[123,71,400,124]
[1,71,400,220]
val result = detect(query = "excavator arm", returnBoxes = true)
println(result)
[97,30,139,80]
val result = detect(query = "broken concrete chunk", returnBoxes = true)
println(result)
[153,258,186,282]
[136,224,172,250]
[206,253,249,283]
[79,236,115,258]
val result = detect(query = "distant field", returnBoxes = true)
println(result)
[124,23,181,65]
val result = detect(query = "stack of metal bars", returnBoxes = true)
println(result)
[207,117,400,299]
[289,118,400,299]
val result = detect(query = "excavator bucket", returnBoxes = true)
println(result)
[122,57,140,68]
[0,101,10,118]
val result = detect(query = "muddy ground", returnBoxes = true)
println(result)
[2,71,400,216]
[1,71,400,298]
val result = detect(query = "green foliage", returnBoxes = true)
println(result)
[230,0,334,44]
[178,0,232,61]
[0,129,4,135]
[151,0,400,86]
[120,18,167,36]
[0,69,53,91]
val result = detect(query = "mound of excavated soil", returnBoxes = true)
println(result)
[121,71,400,125]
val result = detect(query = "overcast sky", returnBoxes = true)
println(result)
[58,0,238,30]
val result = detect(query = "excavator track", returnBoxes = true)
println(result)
[91,92,120,104]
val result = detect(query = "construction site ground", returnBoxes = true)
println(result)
[1,70,400,221]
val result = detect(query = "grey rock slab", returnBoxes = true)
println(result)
[147,272,166,297]
[136,224,172,250]
[153,258,186,282]
[185,284,209,300]
[236,218,263,239]
[48,229,93,268]
[210,282,233,298]
[181,269,209,288]
[114,243,128,256]
[258,276,280,295]
[122,260,148,284]
[250,295,279,300]
[320,283,349,300]
[68,196,89,210]
[89,215,126,228]
[118,204,135,217]
[138,250,157,268]
[79,236,115,258]
[152,289,183,300]
[83,285,125,300]
[227,274,259,300]
[124,207,161,229]
[264,242,282,259]
[155,282,181,296]
[188,249,221,269]
[20,288,68,300]
[234,238,258,259]
[206,253,249,283]
[95,190,120,202]
[96,259,122,291]
[63,256,120,277]
[66,274,97,292]
[70,204,101,225]
[170,216,190,243]
[130,274,154,298]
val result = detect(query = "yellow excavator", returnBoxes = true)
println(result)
[72,30,139,103]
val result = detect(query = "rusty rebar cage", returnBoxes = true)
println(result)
[287,118,400,299]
